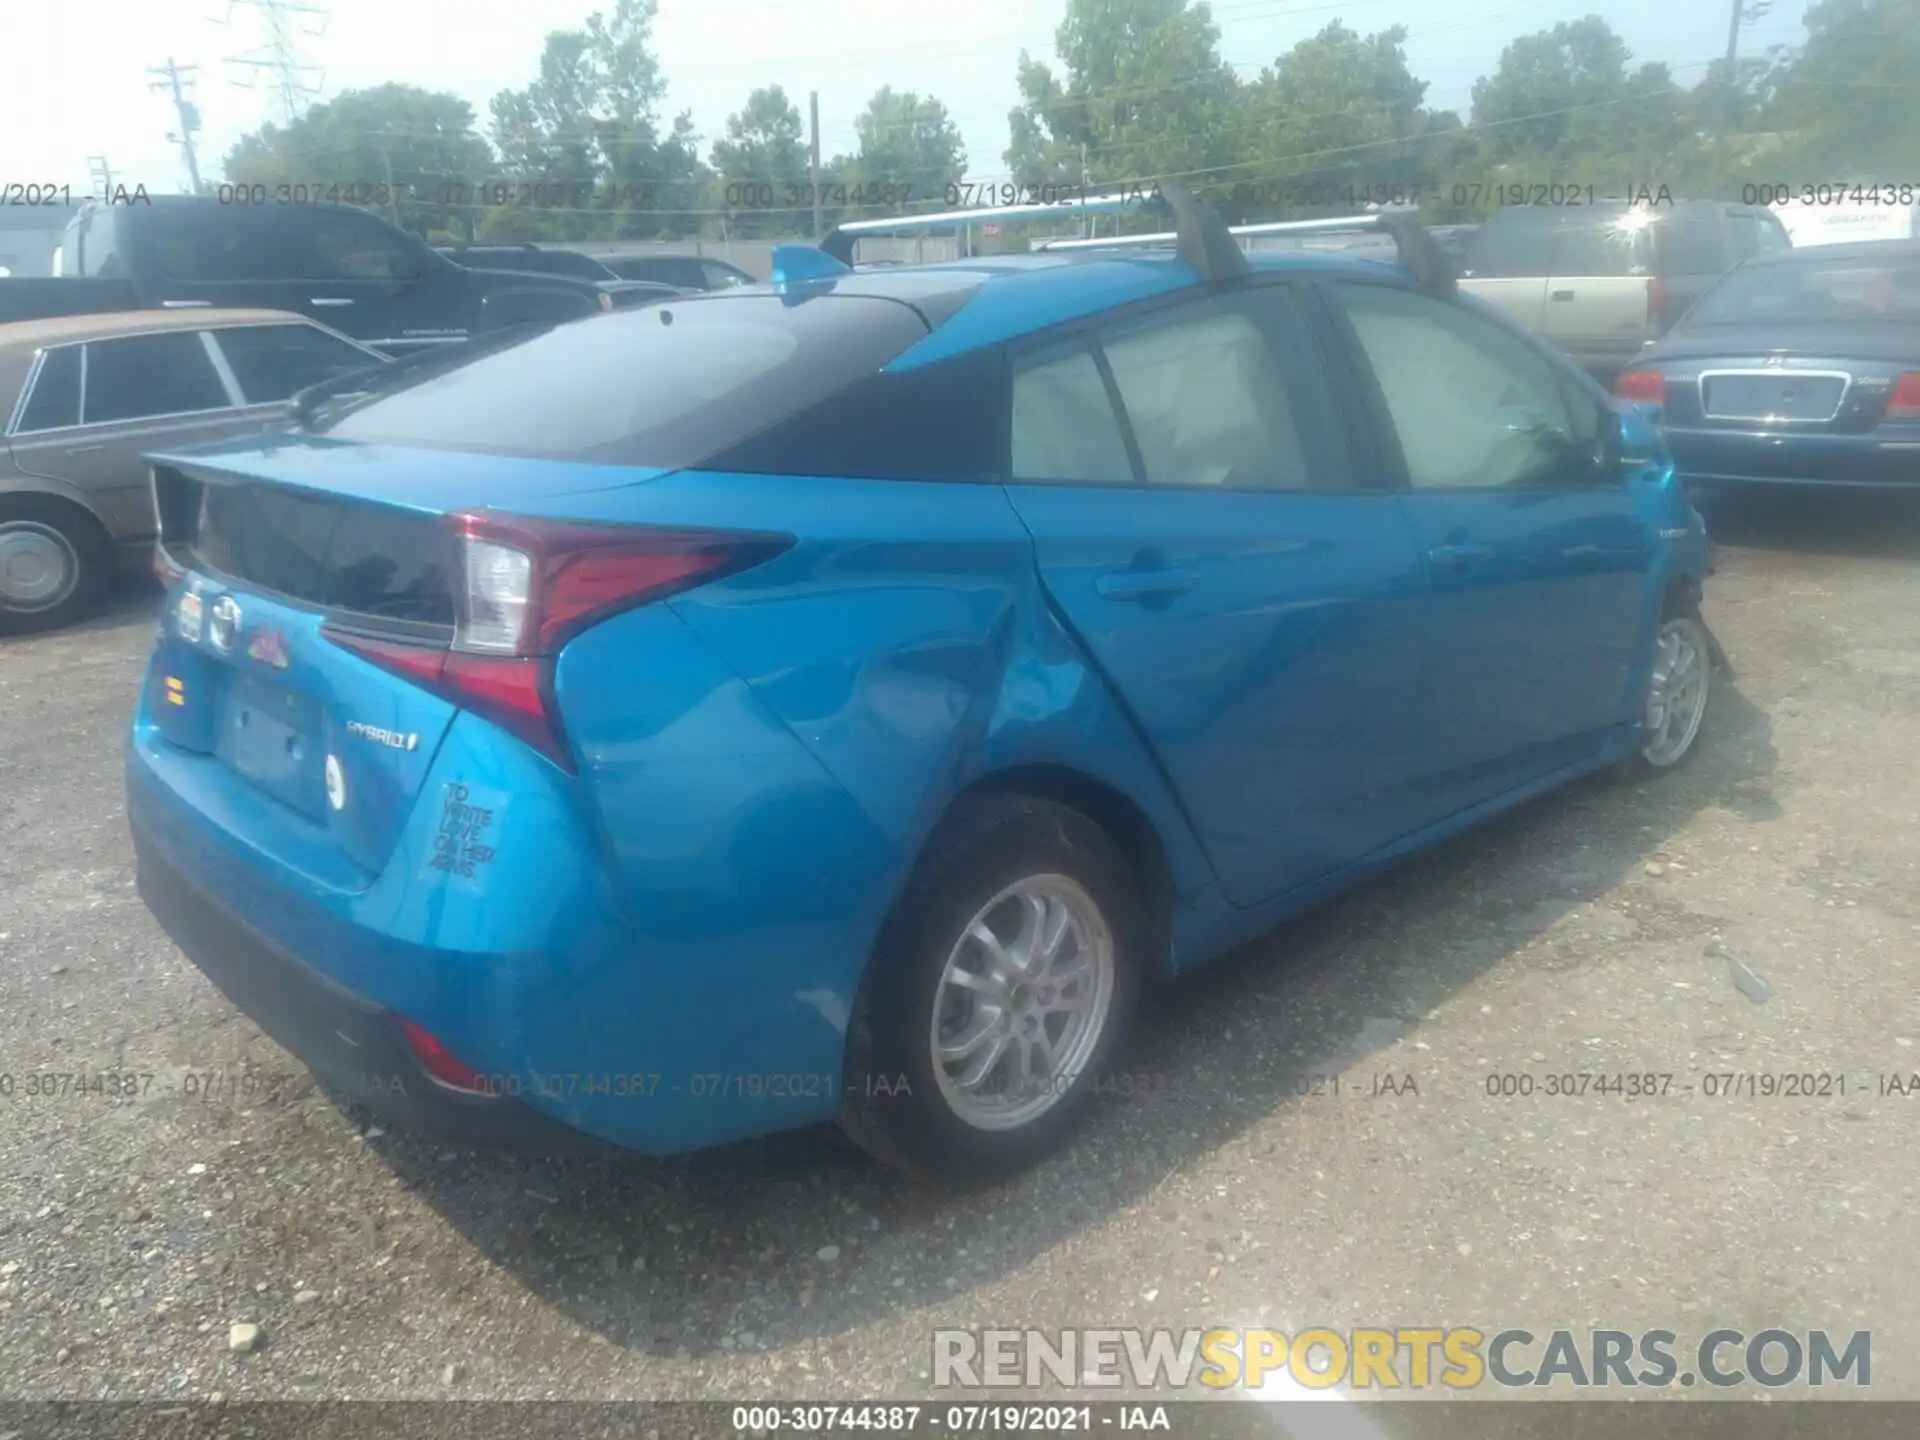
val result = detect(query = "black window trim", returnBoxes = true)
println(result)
[1316,273,1623,497]
[1002,274,1369,498]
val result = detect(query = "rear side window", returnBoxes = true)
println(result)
[83,332,230,423]
[13,345,83,432]
[1011,340,1134,484]
[1095,288,1340,491]
[325,294,934,466]
[702,261,752,289]
[212,324,380,403]
[1655,216,1733,276]
[1552,213,1651,275]
[1464,210,1559,278]
[147,207,293,282]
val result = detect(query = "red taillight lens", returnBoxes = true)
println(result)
[1889,372,1920,419]
[396,1016,492,1093]
[326,517,789,771]
[1615,369,1666,404]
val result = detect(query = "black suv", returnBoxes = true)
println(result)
[43,198,676,356]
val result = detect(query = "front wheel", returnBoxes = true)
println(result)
[1623,611,1713,775]
[840,795,1146,1187]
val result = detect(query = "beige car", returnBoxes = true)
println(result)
[0,308,387,632]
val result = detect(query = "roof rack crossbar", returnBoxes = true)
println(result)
[1036,207,1457,295]
[818,192,1455,295]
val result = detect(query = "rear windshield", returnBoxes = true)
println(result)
[323,294,932,466]
[1688,253,1920,325]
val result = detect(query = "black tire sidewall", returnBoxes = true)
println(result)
[843,795,1146,1186]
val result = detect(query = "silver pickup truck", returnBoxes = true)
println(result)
[1458,200,1793,381]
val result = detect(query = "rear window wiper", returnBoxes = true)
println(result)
[291,323,555,431]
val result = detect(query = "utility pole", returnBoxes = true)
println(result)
[808,90,823,242]
[378,143,400,225]
[149,59,205,195]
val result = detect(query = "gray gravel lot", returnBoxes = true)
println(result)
[2,492,1918,1417]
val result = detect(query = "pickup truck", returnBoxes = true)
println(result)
[1457,200,1793,381]
[1,196,676,355]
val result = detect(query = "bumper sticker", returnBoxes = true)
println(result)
[423,781,508,890]
[164,676,186,707]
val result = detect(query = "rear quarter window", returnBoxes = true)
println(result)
[324,294,936,468]
[1463,209,1560,278]
[12,345,83,432]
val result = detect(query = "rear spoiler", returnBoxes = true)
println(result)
[817,187,1456,296]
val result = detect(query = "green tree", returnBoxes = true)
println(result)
[1006,0,1242,218]
[485,0,708,241]
[709,86,811,236]
[1762,0,1920,176]
[1464,16,1701,202]
[851,87,967,209]
[222,84,494,238]
[1237,22,1468,220]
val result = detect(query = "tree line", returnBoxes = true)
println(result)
[219,0,1920,244]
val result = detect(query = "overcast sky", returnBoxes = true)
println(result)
[6,0,1812,197]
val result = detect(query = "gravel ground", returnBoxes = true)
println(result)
[2,491,1918,1423]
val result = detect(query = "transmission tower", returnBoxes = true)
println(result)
[215,0,326,126]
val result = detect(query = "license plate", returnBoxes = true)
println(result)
[1703,374,1847,422]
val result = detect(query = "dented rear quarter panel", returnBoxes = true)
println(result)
[535,466,1222,1058]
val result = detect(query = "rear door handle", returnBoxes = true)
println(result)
[1428,542,1493,573]
[63,443,104,456]
[1550,289,1576,301]
[1094,568,1200,602]
[310,297,355,307]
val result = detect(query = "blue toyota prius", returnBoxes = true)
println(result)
[127,191,1715,1186]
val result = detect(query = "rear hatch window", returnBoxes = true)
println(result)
[156,466,458,633]
[318,293,936,468]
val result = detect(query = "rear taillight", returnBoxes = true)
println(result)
[1888,372,1920,420]
[396,1016,492,1093]
[1615,369,1666,404]
[1648,276,1670,331]
[327,516,788,771]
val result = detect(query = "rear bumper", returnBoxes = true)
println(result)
[1667,429,1920,489]
[132,805,598,1153]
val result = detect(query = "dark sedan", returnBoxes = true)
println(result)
[1615,240,1920,492]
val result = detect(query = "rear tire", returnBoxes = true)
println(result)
[0,497,113,635]
[840,795,1146,1188]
